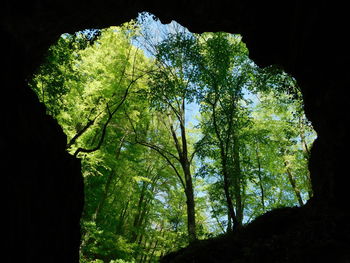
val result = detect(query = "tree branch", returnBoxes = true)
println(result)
[136,140,186,190]
[66,118,95,149]
[124,111,186,190]
[73,75,137,157]
[169,118,183,160]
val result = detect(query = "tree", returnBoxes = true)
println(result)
[129,28,203,243]
[194,33,255,230]
[237,71,315,221]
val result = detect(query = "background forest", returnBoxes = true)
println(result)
[30,13,316,263]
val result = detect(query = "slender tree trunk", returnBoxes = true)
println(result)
[148,229,164,263]
[183,162,197,243]
[92,136,125,222]
[116,199,129,235]
[132,174,158,252]
[255,145,265,211]
[171,99,197,243]
[221,158,239,230]
[138,236,148,263]
[232,135,243,227]
[210,204,226,233]
[299,122,313,198]
[284,160,304,206]
[299,118,311,158]
[92,168,114,222]
[131,181,147,242]
[134,233,144,261]
[226,212,232,233]
[211,103,239,230]
[141,252,147,263]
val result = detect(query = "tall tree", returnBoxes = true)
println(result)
[195,33,254,229]
[131,30,202,243]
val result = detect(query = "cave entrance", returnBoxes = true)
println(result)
[29,12,316,263]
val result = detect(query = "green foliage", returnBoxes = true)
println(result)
[30,12,316,262]
[80,221,135,262]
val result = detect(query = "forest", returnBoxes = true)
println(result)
[30,13,316,263]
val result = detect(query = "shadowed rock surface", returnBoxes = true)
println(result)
[2,1,349,262]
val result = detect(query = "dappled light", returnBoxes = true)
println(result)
[30,12,316,263]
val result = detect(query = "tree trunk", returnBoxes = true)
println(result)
[212,102,239,230]
[183,163,197,243]
[284,160,304,206]
[172,100,197,244]
[299,122,313,198]
[134,233,144,261]
[93,137,125,222]
[232,135,243,227]
[92,168,114,222]
[130,181,147,242]
[148,239,159,263]
[221,158,239,230]
[226,212,232,233]
[115,199,129,235]
[148,228,164,263]
[255,145,265,211]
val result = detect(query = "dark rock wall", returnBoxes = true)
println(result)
[2,29,83,262]
[2,1,348,262]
